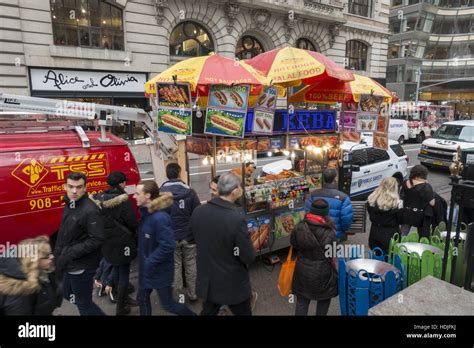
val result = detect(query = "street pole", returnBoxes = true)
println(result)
[415,67,421,116]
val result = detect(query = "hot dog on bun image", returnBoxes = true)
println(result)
[210,113,241,133]
[213,90,227,106]
[161,113,189,132]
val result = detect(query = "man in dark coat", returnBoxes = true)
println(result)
[92,171,139,315]
[134,180,195,316]
[190,172,256,315]
[54,171,105,316]
[160,163,200,301]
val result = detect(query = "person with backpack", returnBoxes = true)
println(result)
[93,171,139,315]
[160,163,201,302]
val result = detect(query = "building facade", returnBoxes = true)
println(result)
[1,0,390,127]
[387,0,474,116]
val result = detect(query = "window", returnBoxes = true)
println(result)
[169,22,214,57]
[348,0,372,18]
[235,36,264,60]
[346,40,368,71]
[296,38,318,52]
[417,12,435,33]
[390,144,406,157]
[352,149,369,166]
[50,0,124,50]
[367,148,390,164]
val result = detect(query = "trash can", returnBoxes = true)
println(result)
[338,248,404,316]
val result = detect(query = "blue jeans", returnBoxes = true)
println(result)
[113,263,131,288]
[62,269,105,316]
[138,286,196,316]
[95,259,114,287]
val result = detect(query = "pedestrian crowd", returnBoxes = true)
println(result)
[0,162,453,316]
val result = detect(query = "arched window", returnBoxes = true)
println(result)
[235,36,264,60]
[169,22,214,57]
[50,0,124,50]
[346,40,368,71]
[295,38,318,52]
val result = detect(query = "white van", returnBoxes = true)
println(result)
[342,138,408,199]
[388,119,409,145]
[419,120,474,168]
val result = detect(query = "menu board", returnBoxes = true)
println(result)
[274,207,305,239]
[374,101,390,150]
[205,85,250,138]
[156,82,192,136]
[247,216,271,252]
[356,94,384,133]
[252,86,277,134]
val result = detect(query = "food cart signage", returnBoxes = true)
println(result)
[156,82,192,136]
[245,110,336,134]
[205,85,250,138]
[252,86,278,135]
[278,110,336,133]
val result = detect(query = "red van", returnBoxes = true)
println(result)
[0,130,140,244]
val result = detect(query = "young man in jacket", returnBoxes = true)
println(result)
[92,171,139,315]
[305,168,353,243]
[190,172,256,315]
[160,163,200,302]
[54,171,105,316]
[134,180,195,316]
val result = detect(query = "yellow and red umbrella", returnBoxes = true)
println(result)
[244,47,354,87]
[144,53,269,96]
[288,74,397,104]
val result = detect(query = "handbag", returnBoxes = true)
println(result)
[277,245,297,297]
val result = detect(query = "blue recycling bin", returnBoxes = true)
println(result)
[339,248,405,316]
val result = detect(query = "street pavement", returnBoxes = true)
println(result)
[55,143,454,316]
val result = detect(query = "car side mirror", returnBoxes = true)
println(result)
[352,164,360,172]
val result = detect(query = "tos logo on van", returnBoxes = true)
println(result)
[12,159,49,187]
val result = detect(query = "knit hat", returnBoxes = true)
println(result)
[107,171,127,186]
[310,199,329,216]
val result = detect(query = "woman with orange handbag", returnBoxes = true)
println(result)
[290,199,338,316]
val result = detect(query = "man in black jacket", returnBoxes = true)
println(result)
[160,163,200,301]
[54,171,105,315]
[93,171,139,315]
[190,172,256,315]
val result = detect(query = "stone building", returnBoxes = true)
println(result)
[0,0,390,133]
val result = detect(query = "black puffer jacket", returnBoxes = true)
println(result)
[54,194,105,274]
[290,214,338,301]
[367,202,401,254]
[0,257,61,315]
[92,188,139,265]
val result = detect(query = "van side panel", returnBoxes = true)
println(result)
[0,144,140,244]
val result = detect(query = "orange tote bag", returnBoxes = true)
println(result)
[277,245,297,297]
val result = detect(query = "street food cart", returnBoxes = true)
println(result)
[184,107,340,254]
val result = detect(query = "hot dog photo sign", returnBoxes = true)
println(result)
[252,86,277,135]
[157,82,192,136]
[205,85,250,138]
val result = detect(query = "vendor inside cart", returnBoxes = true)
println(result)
[231,161,256,186]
